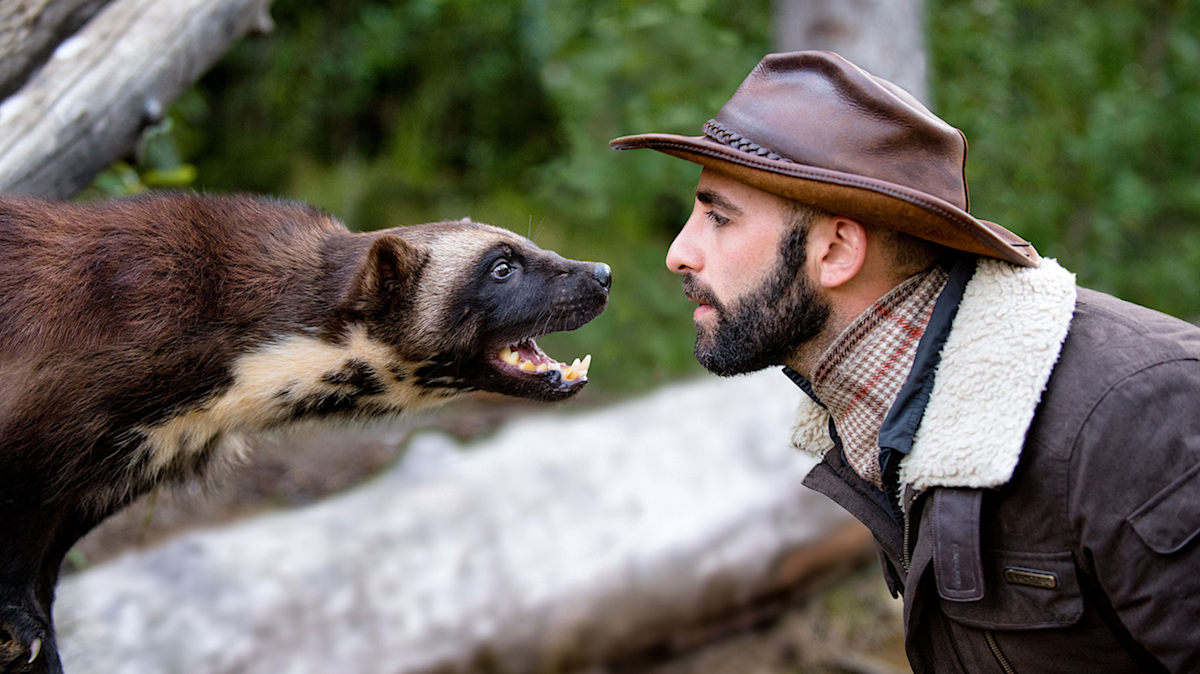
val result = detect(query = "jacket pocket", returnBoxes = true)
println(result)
[1127,460,1200,554]
[936,550,1144,673]
[938,550,1086,673]
[940,549,1083,630]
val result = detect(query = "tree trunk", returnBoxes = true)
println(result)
[0,0,274,199]
[773,0,929,104]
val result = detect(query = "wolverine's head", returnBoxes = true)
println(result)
[342,219,610,402]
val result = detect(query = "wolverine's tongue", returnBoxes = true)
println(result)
[498,340,591,381]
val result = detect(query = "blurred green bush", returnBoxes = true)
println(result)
[930,0,1200,320]
[90,0,1200,394]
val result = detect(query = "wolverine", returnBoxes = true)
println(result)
[0,193,611,673]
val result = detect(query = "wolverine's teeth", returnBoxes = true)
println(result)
[28,638,40,664]
[503,346,591,382]
[563,357,584,381]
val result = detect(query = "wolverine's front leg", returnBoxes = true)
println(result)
[0,584,55,674]
[0,534,60,674]
[0,479,101,674]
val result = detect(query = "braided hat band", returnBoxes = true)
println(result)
[702,120,793,164]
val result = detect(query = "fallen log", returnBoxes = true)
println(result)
[0,0,114,99]
[0,0,274,198]
[54,371,864,674]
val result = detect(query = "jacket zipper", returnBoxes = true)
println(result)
[901,487,917,573]
[901,507,913,573]
[985,629,1017,674]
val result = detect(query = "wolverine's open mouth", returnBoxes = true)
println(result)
[490,339,591,391]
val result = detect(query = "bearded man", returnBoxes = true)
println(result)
[611,51,1200,673]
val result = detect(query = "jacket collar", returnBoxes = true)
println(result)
[791,257,1077,491]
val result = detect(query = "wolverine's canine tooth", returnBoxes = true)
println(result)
[28,637,41,664]
[581,354,591,370]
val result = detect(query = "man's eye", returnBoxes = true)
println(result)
[706,210,730,226]
[491,261,514,280]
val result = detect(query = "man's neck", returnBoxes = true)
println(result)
[794,266,950,487]
[784,327,839,380]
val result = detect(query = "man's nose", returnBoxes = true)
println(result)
[665,217,701,275]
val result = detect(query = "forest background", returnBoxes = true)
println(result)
[88,0,1200,395]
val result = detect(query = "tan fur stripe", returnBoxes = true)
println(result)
[136,325,444,476]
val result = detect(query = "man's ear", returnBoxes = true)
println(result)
[809,216,867,289]
[346,234,426,311]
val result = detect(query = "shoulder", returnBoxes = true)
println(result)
[1067,288,1200,362]
[1031,288,1200,448]
[1028,288,1200,522]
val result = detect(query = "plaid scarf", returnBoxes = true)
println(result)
[810,265,950,488]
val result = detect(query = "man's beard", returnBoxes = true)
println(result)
[683,229,830,376]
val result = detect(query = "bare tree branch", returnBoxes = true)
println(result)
[0,0,274,199]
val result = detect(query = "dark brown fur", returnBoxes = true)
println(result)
[0,193,608,673]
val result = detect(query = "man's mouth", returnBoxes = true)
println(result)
[683,275,724,319]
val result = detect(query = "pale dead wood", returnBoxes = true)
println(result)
[0,0,274,199]
[0,0,114,99]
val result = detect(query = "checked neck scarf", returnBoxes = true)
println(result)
[810,265,950,488]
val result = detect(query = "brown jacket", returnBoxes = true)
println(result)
[793,258,1200,673]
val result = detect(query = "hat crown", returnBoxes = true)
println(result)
[712,51,970,211]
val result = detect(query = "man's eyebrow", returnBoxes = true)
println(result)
[695,189,744,217]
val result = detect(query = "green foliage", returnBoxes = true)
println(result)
[80,113,200,199]
[146,0,773,394]
[98,0,1200,393]
[930,0,1200,319]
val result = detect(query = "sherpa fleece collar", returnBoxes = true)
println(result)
[791,258,1077,491]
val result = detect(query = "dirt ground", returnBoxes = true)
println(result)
[607,563,910,674]
[67,395,909,674]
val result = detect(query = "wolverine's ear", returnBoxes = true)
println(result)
[347,234,426,311]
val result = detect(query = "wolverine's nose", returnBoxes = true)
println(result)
[593,262,612,290]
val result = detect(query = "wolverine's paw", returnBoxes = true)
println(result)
[0,606,56,674]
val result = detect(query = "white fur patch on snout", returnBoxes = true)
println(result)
[136,325,444,478]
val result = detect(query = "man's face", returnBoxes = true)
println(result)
[666,169,830,376]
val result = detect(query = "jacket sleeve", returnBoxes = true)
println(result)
[1069,359,1200,673]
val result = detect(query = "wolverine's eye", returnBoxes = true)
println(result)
[491,260,514,280]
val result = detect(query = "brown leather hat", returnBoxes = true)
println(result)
[610,51,1039,267]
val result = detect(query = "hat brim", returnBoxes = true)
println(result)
[610,133,1039,268]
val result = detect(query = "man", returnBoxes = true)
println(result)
[611,51,1199,673]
